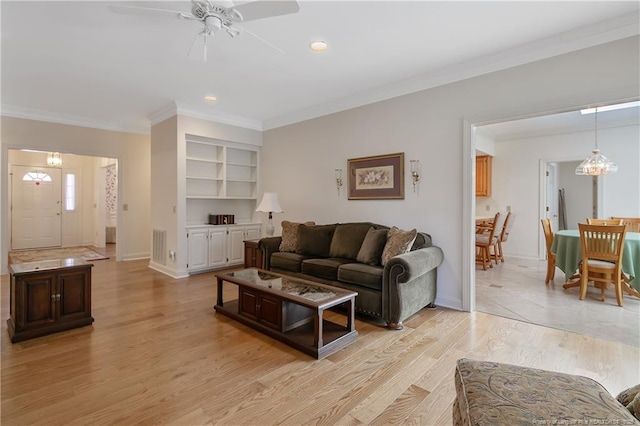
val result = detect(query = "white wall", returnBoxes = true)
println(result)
[262,36,640,310]
[492,125,640,259]
[1,117,151,274]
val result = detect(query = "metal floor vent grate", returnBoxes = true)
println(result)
[152,229,166,265]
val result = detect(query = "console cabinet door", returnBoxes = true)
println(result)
[15,273,56,331]
[57,269,92,323]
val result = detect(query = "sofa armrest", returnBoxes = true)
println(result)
[258,237,282,270]
[386,246,444,282]
[384,245,444,324]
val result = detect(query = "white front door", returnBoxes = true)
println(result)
[11,166,62,249]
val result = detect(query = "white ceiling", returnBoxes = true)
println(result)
[2,1,639,134]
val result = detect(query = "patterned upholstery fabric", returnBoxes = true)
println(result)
[279,221,315,252]
[454,358,639,426]
[381,226,417,266]
[617,385,640,420]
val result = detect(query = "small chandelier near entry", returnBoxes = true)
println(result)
[575,109,617,176]
[47,152,62,168]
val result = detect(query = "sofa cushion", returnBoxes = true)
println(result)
[329,223,372,260]
[302,258,352,281]
[270,252,312,273]
[297,224,336,257]
[338,263,384,291]
[381,226,417,266]
[356,227,388,266]
[279,221,316,252]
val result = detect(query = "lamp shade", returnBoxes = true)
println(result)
[256,192,283,213]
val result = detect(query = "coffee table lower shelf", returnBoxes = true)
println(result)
[215,300,358,359]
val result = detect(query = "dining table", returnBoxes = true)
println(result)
[551,229,640,296]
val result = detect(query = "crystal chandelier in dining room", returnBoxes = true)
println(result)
[575,108,618,176]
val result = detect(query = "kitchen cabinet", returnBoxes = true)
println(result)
[476,155,492,197]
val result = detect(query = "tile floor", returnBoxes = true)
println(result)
[475,256,640,348]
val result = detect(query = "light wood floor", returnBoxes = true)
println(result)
[2,247,639,425]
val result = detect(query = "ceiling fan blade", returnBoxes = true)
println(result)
[231,0,299,22]
[235,24,285,54]
[107,4,191,19]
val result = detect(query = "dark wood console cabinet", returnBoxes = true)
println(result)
[243,239,263,269]
[7,258,94,343]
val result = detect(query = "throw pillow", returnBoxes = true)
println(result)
[381,226,417,266]
[357,227,388,266]
[617,384,640,421]
[296,224,336,257]
[329,223,372,260]
[279,221,315,252]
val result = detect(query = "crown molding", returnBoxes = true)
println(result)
[1,104,150,135]
[148,101,263,131]
[262,12,640,130]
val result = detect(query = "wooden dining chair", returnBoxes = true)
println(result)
[611,217,640,233]
[577,223,627,306]
[476,212,505,271]
[492,212,516,264]
[541,218,556,284]
[586,218,624,226]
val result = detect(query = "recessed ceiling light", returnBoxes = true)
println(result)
[204,96,217,102]
[310,40,328,52]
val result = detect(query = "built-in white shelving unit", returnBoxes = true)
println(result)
[184,135,261,272]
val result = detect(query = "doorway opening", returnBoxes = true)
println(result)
[8,149,118,253]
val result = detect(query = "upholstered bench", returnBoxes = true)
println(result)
[454,358,639,425]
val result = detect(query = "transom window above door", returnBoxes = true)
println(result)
[22,171,52,182]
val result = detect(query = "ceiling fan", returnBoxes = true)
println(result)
[109,0,300,61]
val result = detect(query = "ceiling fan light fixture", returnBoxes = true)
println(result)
[205,15,222,32]
[310,40,328,51]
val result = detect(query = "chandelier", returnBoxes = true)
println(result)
[47,152,62,168]
[575,109,617,176]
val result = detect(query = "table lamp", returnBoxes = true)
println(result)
[256,192,283,237]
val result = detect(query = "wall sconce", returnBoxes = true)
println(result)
[47,152,62,168]
[410,160,421,193]
[335,169,343,196]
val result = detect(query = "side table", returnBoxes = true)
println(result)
[244,239,263,269]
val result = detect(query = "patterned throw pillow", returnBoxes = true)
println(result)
[380,226,417,266]
[279,221,316,252]
[617,384,640,420]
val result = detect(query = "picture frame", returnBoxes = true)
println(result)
[347,152,404,200]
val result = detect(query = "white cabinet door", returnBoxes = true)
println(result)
[187,228,209,270]
[228,228,245,264]
[244,225,261,241]
[208,228,227,268]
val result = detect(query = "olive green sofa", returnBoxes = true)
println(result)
[258,222,444,330]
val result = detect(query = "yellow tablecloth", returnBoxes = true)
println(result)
[551,230,640,291]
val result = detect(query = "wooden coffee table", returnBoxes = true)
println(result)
[215,268,358,359]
